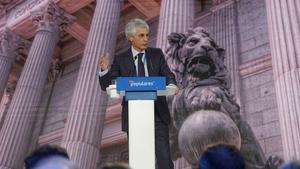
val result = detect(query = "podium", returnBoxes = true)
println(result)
[106,77,176,169]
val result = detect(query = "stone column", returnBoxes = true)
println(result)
[0,2,72,169]
[210,0,241,104]
[61,0,122,168]
[265,0,300,160]
[155,1,194,169]
[156,0,194,52]
[0,29,19,103]
[0,80,17,129]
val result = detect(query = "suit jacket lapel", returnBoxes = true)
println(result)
[145,48,153,76]
[125,48,136,76]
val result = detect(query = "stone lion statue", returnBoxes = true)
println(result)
[165,27,283,169]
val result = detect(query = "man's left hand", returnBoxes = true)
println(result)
[169,84,179,95]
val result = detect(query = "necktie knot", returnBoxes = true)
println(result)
[137,53,145,77]
[137,53,143,60]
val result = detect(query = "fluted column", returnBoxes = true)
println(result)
[0,29,19,103]
[265,0,300,160]
[155,1,194,169]
[210,0,241,104]
[0,2,72,169]
[156,0,194,52]
[61,0,122,168]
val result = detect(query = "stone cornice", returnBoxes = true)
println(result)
[6,0,50,28]
[64,22,88,44]
[5,0,89,29]
[30,1,75,34]
[239,55,272,78]
[0,0,23,10]
[57,0,93,14]
[5,0,77,39]
[0,0,24,16]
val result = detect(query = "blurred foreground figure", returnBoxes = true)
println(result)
[279,161,300,169]
[101,162,131,169]
[25,145,78,169]
[198,144,245,169]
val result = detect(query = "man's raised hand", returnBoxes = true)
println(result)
[99,53,109,71]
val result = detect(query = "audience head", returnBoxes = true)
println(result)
[280,161,300,169]
[198,144,245,169]
[101,162,131,169]
[25,145,77,169]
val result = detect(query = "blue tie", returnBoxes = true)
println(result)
[137,53,145,77]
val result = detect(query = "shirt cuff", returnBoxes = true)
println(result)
[98,69,108,77]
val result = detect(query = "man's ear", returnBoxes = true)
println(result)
[128,36,133,43]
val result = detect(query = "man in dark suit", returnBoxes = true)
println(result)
[98,18,177,169]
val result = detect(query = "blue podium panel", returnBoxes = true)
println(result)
[125,91,157,100]
[116,77,166,91]
[116,77,166,100]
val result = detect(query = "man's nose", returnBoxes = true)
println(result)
[144,36,148,42]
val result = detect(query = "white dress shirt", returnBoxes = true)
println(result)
[131,47,149,77]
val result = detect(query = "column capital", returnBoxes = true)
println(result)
[0,28,20,57]
[15,38,32,62]
[30,0,75,34]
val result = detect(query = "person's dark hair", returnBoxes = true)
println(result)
[25,145,69,169]
[199,144,245,169]
[101,163,130,169]
[280,161,300,169]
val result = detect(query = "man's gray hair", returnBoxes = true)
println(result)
[125,18,149,40]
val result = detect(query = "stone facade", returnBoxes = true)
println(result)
[0,0,298,168]
[238,0,283,158]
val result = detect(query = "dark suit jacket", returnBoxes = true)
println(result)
[99,47,177,132]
